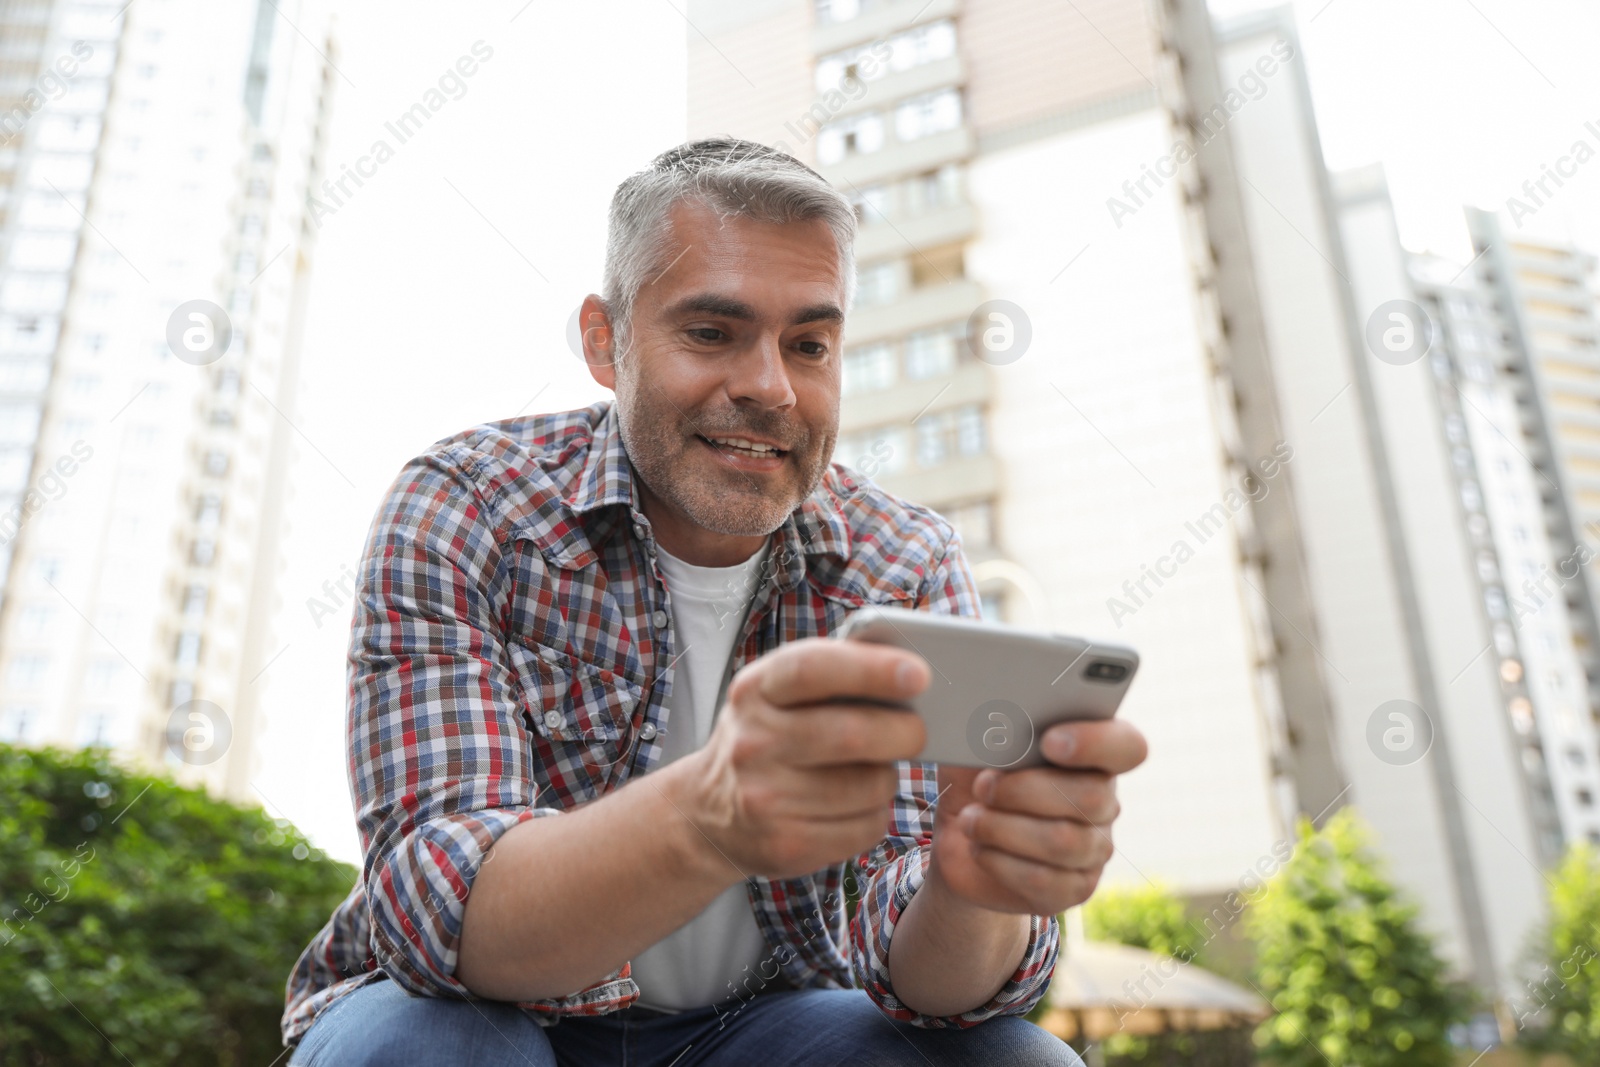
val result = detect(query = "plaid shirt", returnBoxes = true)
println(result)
[281,401,1059,1046]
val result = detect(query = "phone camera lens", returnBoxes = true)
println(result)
[1085,661,1129,683]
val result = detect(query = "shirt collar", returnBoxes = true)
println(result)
[559,402,851,573]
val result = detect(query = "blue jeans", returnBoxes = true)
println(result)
[288,978,1083,1066]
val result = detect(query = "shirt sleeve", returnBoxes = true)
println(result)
[348,452,561,999]
[848,525,1062,1027]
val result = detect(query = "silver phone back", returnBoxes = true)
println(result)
[835,607,1139,768]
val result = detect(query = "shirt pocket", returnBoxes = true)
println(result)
[506,639,644,798]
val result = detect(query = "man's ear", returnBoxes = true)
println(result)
[578,293,618,390]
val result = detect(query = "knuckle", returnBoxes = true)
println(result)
[833,714,868,760]
[730,730,768,768]
[1049,820,1085,857]
[1020,861,1056,900]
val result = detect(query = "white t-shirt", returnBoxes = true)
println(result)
[629,540,772,1011]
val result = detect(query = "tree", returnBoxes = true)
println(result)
[1244,808,1469,1067]
[0,744,356,1066]
[1518,843,1600,1059]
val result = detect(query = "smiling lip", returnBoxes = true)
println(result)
[696,433,788,472]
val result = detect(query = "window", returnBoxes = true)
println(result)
[18,604,53,637]
[175,631,202,669]
[895,89,962,142]
[843,343,896,395]
[7,654,48,690]
[816,112,884,164]
[1579,788,1595,809]
[911,244,963,288]
[0,706,35,743]
[835,427,909,478]
[905,324,961,380]
[888,20,957,73]
[905,165,963,215]
[854,261,899,307]
[815,19,956,92]
[815,0,862,24]
[86,659,119,691]
[945,499,994,548]
[916,404,986,467]
[183,583,208,620]
[849,184,889,225]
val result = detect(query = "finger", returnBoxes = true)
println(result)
[959,805,1115,870]
[744,637,929,709]
[972,844,1103,915]
[753,763,900,819]
[1040,718,1148,774]
[765,703,927,768]
[973,766,1119,825]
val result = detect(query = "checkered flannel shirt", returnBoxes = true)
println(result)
[281,401,1059,1045]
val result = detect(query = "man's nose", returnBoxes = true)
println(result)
[728,335,797,410]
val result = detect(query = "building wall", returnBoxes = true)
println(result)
[967,111,1285,889]
[684,0,1296,896]
[0,0,333,804]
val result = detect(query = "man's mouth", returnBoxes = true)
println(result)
[695,434,789,465]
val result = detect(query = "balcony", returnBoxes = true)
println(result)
[841,359,989,434]
[812,0,959,54]
[830,55,965,121]
[820,126,972,190]
[845,277,981,346]
[855,200,977,262]
[875,453,1000,510]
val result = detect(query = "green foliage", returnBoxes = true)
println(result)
[0,744,356,1066]
[1518,844,1600,1058]
[1083,882,1209,966]
[1245,808,1469,1067]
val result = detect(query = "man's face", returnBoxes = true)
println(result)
[594,199,846,549]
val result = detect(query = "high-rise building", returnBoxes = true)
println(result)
[687,0,1333,900]
[1176,1,1580,1011]
[0,0,335,802]
[1430,213,1600,853]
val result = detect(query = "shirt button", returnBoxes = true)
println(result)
[634,523,647,540]
[542,710,563,730]
[652,610,669,629]
[639,722,658,741]
[539,646,559,663]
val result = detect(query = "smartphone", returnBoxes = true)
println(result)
[834,607,1139,769]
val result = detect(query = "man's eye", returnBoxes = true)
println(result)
[796,341,827,357]
[687,328,725,343]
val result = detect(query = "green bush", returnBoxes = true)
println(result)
[1083,882,1210,966]
[1245,808,1469,1067]
[1518,844,1600,1058]
[0,744,356,1066]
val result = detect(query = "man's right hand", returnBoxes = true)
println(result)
[679,637,931,880]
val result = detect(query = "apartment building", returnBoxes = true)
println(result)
[1181,2,1578,1010]
[687,0,1329,898]
[0,0,334,802]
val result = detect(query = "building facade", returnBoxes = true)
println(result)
[687,0,1323,899]
[0,0,334,802]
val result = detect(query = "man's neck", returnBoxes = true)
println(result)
[635,481,771,568]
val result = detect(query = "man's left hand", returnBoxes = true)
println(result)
[929,719,1148,916]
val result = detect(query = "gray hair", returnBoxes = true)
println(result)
[601,138,858,355]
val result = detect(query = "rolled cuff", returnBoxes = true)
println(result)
[850,846,1060,1029]
[367,805,558,998]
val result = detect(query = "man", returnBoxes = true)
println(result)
[284,139,1147,1066]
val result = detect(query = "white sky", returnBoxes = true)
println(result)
[254,0,1600,863]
